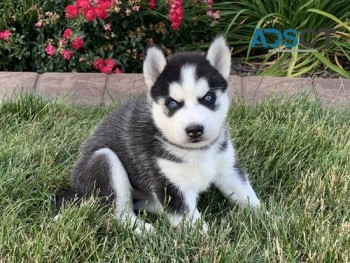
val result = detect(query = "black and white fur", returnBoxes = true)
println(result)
[55,37,260,233]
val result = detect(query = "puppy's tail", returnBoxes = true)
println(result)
[54,187,82,215]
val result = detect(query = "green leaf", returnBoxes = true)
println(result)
[312,52,350,78]
[307,9,350,32]
[224,9,247,36]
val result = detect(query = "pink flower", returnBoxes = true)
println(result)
[98,0,112,9]
[95,6,108,19]
[105,58,116,68]
[101,66,113,74]
[63,28,73,39]
[45,44,56,56]
[213,10,220,19]
[103,23,112,31]
[71,37,84,50]
[149,0,156,9]
[34,21,42,28]
[132,5,141,12]
[76,0,91,9]
[62,50,74,60]
[93,58,105,71]
[207,8,221,20]
[65,5,79,19]
[59,38,67,45]
[169,0,183,31]
[93,58,120,73]
[83,7,96,21]
[115,67,122,74]
[0,29,11,40]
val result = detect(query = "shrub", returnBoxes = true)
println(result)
[0,0,39,71]
[214,0,350,78]
[0,0,220,73]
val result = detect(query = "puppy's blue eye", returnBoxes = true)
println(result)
[167,100,178,109]
[204,94,214,102]
[202,93,216,104]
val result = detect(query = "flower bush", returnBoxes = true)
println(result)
[1,0,220,73]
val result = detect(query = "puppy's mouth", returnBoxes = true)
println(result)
[186,135,217,148]
[183,135,219,150]
[189,137,203,143]
[156,134,214,150]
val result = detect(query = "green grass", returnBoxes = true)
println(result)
[1,94,349,262]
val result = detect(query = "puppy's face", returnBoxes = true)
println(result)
[143,37,231,149]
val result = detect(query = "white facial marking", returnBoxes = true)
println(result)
[169,66,209,102]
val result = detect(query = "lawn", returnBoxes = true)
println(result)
[0,94,349,262]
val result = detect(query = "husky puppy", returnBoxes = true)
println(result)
[55,37,260,233]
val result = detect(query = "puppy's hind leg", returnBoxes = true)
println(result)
[54,187,81,219]
[94,148,155,234]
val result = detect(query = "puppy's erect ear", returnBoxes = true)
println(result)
[143,47,167,89]
[206,36,231,80]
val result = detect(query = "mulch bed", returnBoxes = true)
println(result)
[230,60,350,78]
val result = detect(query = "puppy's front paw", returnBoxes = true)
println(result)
[201,221,209,234]
[134,222,155,236]
[53,214,61,221]
[247,196,261,209]
[238,193,261,210]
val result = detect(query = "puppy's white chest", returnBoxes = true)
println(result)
[157,153,217,193]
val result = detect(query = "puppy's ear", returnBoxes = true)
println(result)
[143,47,167,89]
[206,36,231,79]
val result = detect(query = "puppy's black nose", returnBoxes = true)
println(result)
[185,125,204,138]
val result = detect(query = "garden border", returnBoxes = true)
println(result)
[0,72,349,106]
